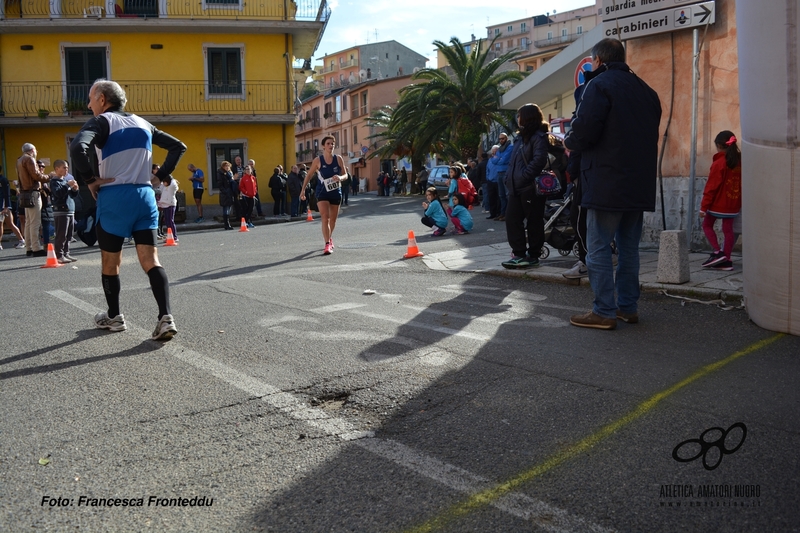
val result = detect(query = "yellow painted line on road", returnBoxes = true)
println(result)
[405,333,786,533]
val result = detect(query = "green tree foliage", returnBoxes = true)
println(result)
[376,36,524,162]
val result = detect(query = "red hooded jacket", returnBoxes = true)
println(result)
[701,152,741,217]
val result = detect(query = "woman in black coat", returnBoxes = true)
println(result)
[217,161,234,230]
[502,103,552,269]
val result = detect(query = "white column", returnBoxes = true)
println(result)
[737,1,800,335]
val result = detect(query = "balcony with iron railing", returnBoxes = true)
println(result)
[0,0,330,20]
[533,32,581,48]
[0,81,292,119]
[295,117,321,131]
[338,58,357,68]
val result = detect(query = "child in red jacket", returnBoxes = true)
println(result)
[700,130,741,270]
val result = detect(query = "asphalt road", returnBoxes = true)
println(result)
[1,193,798,532]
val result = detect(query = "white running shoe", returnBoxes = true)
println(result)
[15,240,26,249]
[94,312,127,332]
[562,261,588,280]
[152,314,177,341]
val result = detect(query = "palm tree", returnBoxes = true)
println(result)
[410,35,524,160]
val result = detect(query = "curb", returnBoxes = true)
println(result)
[484,268,743,302]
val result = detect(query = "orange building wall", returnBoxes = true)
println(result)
[627,0,739,179]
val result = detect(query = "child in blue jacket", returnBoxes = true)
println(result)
[421,187,448,236]
[450,193,474,234]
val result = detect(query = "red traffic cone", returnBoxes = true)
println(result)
[41,243,63,268]
[403,230,424,259]
[306,208,314,222]
[164,228,178,246]
[239,217,249,232]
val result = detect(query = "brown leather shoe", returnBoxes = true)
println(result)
[616,311,639,324]
[570,311,617,330]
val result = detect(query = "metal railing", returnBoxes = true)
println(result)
[533,32,581,48]
[1,81,290,117]
[0,0,329,21]
[295,117,320,130]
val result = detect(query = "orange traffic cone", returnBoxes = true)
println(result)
[164,228,178,246]
[41,243,63,268]
[403,230,424,259]
[306,208,314,222]
[239,218,249,232]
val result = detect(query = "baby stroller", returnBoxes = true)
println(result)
[539,183,579,259]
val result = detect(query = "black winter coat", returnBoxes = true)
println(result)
[564,61,661,212]
[217,169,234,207]
[505,131,550,196]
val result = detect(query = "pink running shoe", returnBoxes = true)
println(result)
[323,242,333,255]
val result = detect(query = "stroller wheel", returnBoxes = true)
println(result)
[539,246,550,259]
[558,249,571,256]
[573,241,581,258]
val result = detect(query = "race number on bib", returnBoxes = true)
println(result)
[323,177,341,192]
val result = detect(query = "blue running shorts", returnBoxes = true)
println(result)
[96,184,158,238]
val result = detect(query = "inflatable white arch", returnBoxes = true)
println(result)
[737,2,800,335]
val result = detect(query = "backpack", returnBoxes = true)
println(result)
[456,177,477,206]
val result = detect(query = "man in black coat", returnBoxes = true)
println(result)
[564,38,662,330]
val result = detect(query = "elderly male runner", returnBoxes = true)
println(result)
[70,79,186,340]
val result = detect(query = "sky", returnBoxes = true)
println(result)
[312,0,595,68]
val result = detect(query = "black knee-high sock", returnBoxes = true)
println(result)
[101,274,121,318]
[147,266,171,319]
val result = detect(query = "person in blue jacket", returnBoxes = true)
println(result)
[450,193,474,234]
[490,132,513,220]
[421,187,448,236]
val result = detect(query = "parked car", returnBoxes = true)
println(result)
[426,165,451,193]
[550,117,572,143]
[426,164,483,204]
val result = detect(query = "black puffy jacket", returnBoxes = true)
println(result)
[505,130,549,196]
[564,61,661,211]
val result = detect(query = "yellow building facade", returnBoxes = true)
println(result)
[0,0,328,207]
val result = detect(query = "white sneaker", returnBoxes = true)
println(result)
[562,261,588,279]
[94,312,127,332]
[152,314,177,341]
[15,240,25,249]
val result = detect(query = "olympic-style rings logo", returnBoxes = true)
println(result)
[672,423,747,471]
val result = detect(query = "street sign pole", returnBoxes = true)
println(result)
[687,28,699,250]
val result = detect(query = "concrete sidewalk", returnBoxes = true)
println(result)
[423,244,744,302]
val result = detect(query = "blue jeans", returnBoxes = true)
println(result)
[586,209,643,319]
[497,172,508,215]
[290,196,300,217]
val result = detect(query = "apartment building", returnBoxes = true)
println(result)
[312,40,426,91]
[437,3,598,76]
[0,0,328,209]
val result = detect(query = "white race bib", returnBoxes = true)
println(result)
[323,177,341,192]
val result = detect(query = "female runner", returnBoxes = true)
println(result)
[300,135,346,255]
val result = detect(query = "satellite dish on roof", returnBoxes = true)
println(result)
[359,70,367,79]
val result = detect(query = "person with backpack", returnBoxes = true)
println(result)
[456,168,478,209]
